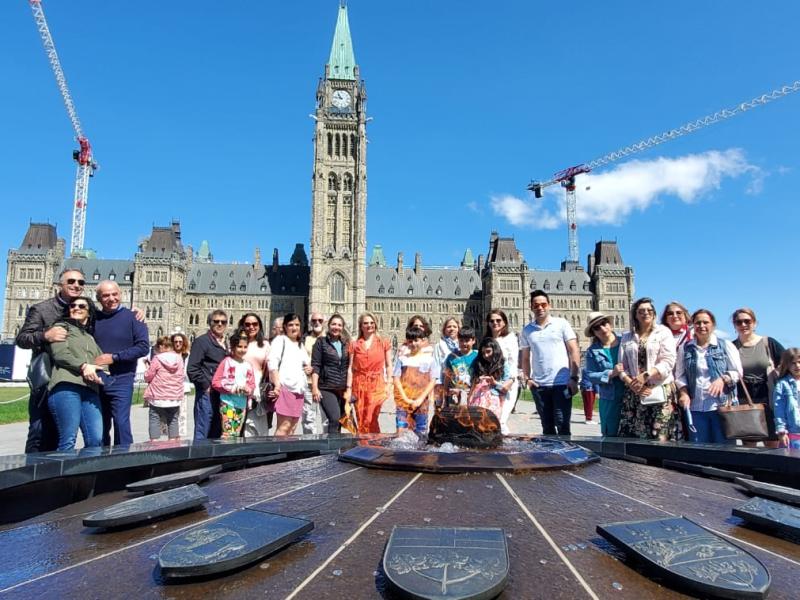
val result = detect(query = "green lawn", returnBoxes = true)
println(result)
[0,388,31,425]
[0,383,151,425]
[517,388,585,410]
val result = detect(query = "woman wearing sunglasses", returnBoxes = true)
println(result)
[485,309,519,435]
[731,307,786,447]
[46,297,106,450]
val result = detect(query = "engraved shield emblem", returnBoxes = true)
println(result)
[383,526,509,600]
[598,517,771,599]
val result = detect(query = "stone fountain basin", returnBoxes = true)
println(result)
[338,436,599,474]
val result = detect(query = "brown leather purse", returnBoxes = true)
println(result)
[717,379,768,441]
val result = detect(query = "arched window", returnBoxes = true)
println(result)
[327,133,333,157]
[343,173,354,192]
[146,307,151,319]
[328,173,338,191]
[543,280,550,291]
[158,307,163,319]
[342,134,348,157]
[335,134,341,157]
[330,272,346,303]
[350,134,357,158]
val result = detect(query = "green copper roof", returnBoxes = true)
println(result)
[461,248,475,268]
[369,244,386,267]
[327,3,357,80]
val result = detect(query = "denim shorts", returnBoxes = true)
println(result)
[395,406,428,436]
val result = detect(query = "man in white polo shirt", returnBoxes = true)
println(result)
[520,289,581,435]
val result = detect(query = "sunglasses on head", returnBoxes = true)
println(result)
[66,278,86,286]
[69,302,89,309]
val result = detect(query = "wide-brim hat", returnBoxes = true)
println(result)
[584,311,611,338]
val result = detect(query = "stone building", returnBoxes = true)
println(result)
[3,4,633,349]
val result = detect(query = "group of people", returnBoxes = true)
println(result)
[17,269,800,451]
[17,268,149,452]
[583,299,799,448]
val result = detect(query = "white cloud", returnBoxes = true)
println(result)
[466,200,483,215]
[490,149,762,229]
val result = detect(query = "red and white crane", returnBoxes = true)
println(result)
[529,80,800,264]
[29,0,97,255]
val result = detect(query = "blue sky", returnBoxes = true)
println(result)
[2,1,799,345]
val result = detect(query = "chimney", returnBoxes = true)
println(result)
[272,248,279,272]
[254,247,261,267]
[397,252,404,275]
[414,252,422,275]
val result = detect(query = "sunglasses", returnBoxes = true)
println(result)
[310,319,324,324]
[69,302,89,309]
[212,319,228,325]
[532,302,548,309]
[665,310,683,317]
[66,278,86,286]
[735,318,753,326]
[488,318,504,324]
[243,322,260,328]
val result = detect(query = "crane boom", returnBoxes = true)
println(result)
[528,79,800,263]
[29,0,96,255]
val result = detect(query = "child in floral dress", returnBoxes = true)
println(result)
[468,337,512,422]
[212,331,256,439]
[393,327,439,436]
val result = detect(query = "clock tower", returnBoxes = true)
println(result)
[309,2,368,329]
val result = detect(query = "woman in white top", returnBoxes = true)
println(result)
[617,297,682,441]
[237,313,272,437]
[485,309,519,435]
[268,313,312,436]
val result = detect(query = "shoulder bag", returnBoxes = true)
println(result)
[259,339,285,403]
[717,377,768,441]
[27,352,52,391]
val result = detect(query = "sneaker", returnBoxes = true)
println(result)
[585,420,597,425]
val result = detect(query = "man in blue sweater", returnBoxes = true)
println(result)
[93,280,150,445]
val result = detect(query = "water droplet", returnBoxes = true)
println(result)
[456,489,464,494]
[377,530,385,536]
[612,582,623,591]
[332,569,342,577]
[485,484,494,489]
[329,522,336,527]
[260,562,270,570]
[435,494,443,500]
[568,544,578,551]
[423,517,432,523]
[539,559,548,565]
[352,494,360,499]
[577,543,587,550]
[506,533,513,539]
[681,492,690,498]
[372,570,380,577]
[698,512,705,517]
[436,487,445,492]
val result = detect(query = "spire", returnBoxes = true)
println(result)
[461,248,475,269]
[327,2,357,80]
[368,244,386,267]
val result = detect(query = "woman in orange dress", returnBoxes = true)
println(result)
[345,312,393,433]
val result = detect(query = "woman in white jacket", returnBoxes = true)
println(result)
[268,313,312,436]
[617,297,683,441]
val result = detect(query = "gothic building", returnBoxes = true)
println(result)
[3,4,634,350]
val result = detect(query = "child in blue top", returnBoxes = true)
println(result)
[441,326,478,407]
[773,347,800,449]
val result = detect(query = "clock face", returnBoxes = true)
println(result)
[331,90,351,108]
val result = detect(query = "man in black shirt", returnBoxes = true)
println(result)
[186,310,228,440]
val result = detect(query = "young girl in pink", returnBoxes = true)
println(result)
[212,331,256,439]
[143,336,186,440]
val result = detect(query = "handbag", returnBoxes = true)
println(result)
[259,339,286,404]
[640,384,667,405]
[717,378,768,440]
[26,352,52,391]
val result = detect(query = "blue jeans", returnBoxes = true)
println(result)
[194,388,222,440]
[25,384,59,453]
[533,385,572,435]
[100,377,134,446]
[396,406,429,436]
[48,383,103,451]
[689,410,730,444]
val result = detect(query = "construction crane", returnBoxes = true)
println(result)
[529,80,800,264]
[29,0,97,255]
